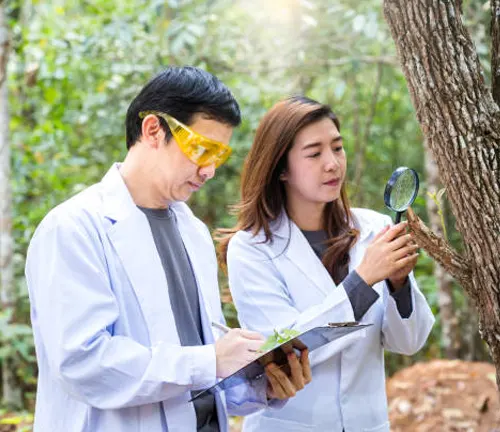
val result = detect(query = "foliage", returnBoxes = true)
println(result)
[426,188,448,240]
[258,329,301,353]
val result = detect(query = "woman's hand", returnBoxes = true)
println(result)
[387,248,418,290]
[356,222,419,287]
[265,349,312,400]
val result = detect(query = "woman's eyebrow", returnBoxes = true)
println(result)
[301,142,321,151]
[301,135,343,151]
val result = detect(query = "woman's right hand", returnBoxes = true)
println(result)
[356,222,419,286]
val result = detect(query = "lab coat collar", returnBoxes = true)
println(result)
[270,208,375,244]
[267,209,376,296]
[100,164,178,347]
[100,163,141,223]
[99,163,215,345]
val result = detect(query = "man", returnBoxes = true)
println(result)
[25,66,311,431]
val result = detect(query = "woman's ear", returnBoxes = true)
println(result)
[279,171,288,181]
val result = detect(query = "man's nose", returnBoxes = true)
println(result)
[198,163,216,180]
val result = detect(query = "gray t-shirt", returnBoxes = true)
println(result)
[139,206,219,432]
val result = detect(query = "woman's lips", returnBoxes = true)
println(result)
[324,178,341,187]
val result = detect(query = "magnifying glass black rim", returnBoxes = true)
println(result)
[384,166,420,212]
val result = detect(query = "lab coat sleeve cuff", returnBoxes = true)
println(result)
[187,344,217,391]
[226,375,286,416]
[252,375,287,410]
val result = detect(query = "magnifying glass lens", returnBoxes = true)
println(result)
[390,170,418,211]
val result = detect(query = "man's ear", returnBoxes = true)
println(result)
[141,114,165,148]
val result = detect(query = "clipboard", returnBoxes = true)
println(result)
[190,321,370,402]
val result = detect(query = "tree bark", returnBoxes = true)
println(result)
[491,0,500,106]
[384,1,500,387]
[0,1,21,407]
[424,144,460,358]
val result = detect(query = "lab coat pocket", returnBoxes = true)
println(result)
[363,421,390,432]
[254,415,314,431]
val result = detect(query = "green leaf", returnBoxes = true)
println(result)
[436,188,446,202]
[258,328,300,353]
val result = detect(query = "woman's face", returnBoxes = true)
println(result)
[282,117,346,208]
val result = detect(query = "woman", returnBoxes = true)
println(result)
[217,96,434,432]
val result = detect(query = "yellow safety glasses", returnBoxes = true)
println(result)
[139,110,232,168]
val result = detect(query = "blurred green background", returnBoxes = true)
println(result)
[0,0,493,419]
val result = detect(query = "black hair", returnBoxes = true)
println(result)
[125,66,241,149]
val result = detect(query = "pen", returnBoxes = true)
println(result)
[211,321,231,333]
[212,321,261,353]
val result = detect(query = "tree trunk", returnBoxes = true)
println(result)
[491,0,500,105]
[384,1,500,387]
[424,144,460,359]
[0,1,20,407]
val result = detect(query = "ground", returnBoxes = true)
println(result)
[0,360,497,431]
[387,360,499,432]
[230,360,500,432]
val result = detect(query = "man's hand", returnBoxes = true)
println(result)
[265,349,312,400]
[214,329,264,378]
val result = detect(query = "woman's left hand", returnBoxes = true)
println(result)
[265,349,312,400]
[388,236,419,290]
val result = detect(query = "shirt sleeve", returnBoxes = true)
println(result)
[385,277,413,319]
[342,271,380,321]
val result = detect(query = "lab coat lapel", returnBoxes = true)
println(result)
[273,214,332,297]
[275,210,378,296]
[99,165,203,430]
[348,209,377,272]
[101,164,180,346]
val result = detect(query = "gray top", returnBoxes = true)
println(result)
[301,229,413,320]
[139,206,219,432]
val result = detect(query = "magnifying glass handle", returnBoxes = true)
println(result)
[395,212,402,224]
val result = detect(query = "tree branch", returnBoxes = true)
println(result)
[406,207,472,287]
[197,55,398,76]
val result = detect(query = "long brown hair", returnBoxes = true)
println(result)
[216,96,359,284]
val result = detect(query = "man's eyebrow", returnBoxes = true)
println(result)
[332,135,343,143]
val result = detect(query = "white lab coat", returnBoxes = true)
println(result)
[227,209,435,432]
[25,164,271,432]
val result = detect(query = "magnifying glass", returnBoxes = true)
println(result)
[384,167,420,223]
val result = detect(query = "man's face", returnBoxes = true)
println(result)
[152,114,233,204]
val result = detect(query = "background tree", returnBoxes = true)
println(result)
[383,0,500,384]
[0,0,23,408]
[424,148,461,359]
